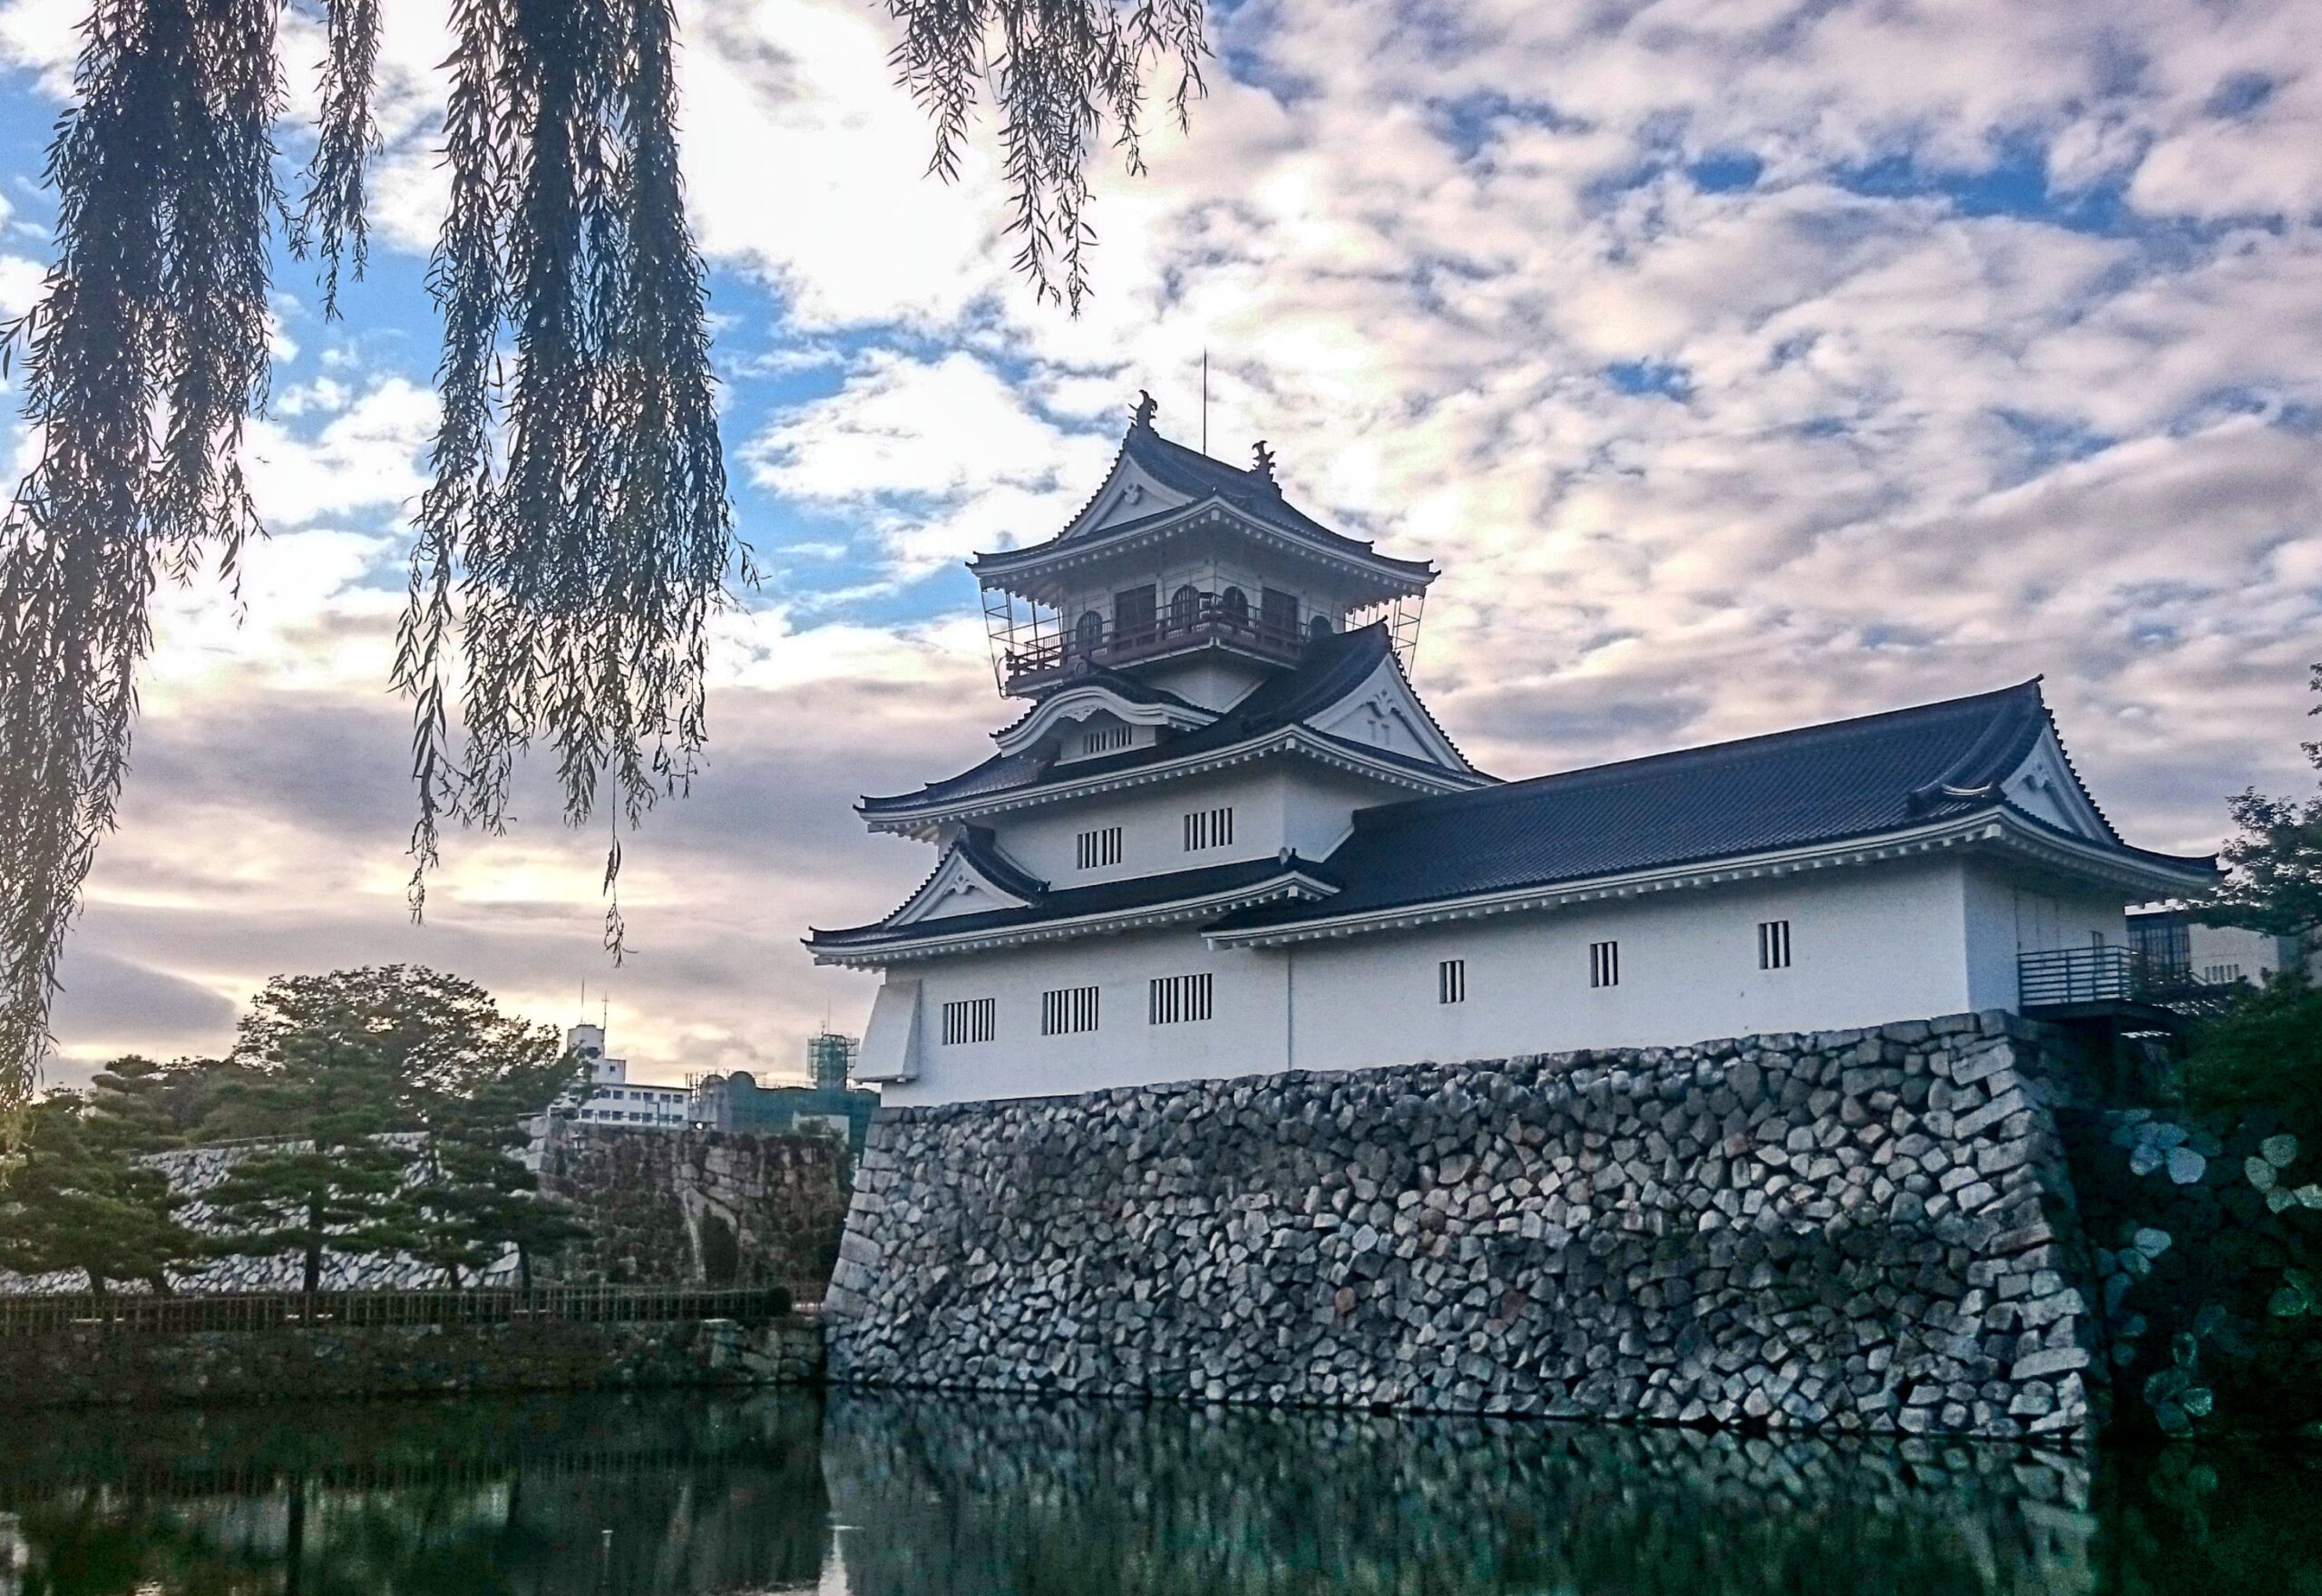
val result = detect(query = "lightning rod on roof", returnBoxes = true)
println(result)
[1201,349,1209,455]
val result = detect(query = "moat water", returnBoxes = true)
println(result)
[0,1389,2314,1594]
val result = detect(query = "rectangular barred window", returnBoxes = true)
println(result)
[1589,940,1621,988]
[1147,972,1215,1026]
[1041,985,1101,1036]
[1075,826,1124,870]
[1080,725,1133,755]
[1183,806,1235,852]
[941,997,996,1046]
[1438,959,1467,1005]
[1757,920,1792,970]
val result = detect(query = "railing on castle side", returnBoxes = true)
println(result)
[0,1283,791,1338]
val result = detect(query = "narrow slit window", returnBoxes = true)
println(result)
[1589,940,1621,989]
[1147,973,1214,1026]
[1040,985,1101,1036]
[1757,920,1792,971]
[941,998,996,1046]
[1438,959,1466,1005]
[1080,725,1133,756]
[1075,826,1123,871]
[1182,806,1235,852]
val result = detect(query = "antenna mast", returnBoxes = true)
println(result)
[1201,350,1209,455]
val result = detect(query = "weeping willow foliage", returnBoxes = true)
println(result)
[0,0,1206,1125]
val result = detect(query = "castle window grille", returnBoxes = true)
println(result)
[941,998,996,1046]
[1041,985,1101,1036]
[1147,973,1214,1026]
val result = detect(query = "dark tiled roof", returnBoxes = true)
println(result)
[807,855,1338,949]
[1212,680,2215,932]
[861,624,1434,817]
[971,420,1435,583]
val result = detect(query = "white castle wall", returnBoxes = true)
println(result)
[880,855,2126,1107]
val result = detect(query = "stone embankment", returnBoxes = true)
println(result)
[2,1309,824,1409]
[539,1123,849,1293]
[827,1013,2102,1439]
[0,1124,852,1298]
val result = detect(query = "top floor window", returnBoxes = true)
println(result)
[1260,587,1299,642]
[1115,585,1157,647]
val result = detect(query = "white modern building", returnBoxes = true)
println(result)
[555,1023,690,1129]
[810,397,2218,1108]
[2128,907,2314,988]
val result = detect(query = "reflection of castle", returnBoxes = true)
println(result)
[689,1031,880,1158]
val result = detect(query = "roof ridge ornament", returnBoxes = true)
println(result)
[1253,439,1279,492]
[1131,390,1158,432]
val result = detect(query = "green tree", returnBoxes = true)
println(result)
[2186,664,2322,1125]
[2204,663,2322,950]
[405,1036,587,1288]
[198,1055,416,1295]
[2185,970,2322,1128]
[0,0,1209,1125]
[200,965,581,1289]
[0,1091,194,1294]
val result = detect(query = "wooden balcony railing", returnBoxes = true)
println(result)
[1004,603,1314,686]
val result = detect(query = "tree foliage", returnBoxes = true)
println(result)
[0,0,1208,1124]
[2185,970,2322,1131]
[2203,663,2322,945]
[200,965,579,1289]
[0,1089,192,1293]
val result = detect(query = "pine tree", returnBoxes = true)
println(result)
[200,965,582,1290]
[0,1093,193,1294]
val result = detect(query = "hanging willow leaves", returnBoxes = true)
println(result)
[888,0,1206,309]
[0,0,282,1131]
[0,0,1207,1127]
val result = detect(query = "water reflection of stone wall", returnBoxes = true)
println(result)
[821,1390,2098,1596]
[828,1015,2103,1438]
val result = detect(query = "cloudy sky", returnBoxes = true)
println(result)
[2,0,2317,1088]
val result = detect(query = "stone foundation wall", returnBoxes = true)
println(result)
[540,1126,851,1295]
[2,1311,824,1409]
[1,1126,853,1299]
[827,1012,2102,1439]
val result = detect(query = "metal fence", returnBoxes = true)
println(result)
[0,1283,792,1338]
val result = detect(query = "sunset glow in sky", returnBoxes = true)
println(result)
[2,0,2317,1087]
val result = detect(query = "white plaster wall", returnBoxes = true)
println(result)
[880,928,1288,1105]
[987,766,1337,886]
[1280,860,1976,1074]
[1961,861,2128,1010]
[873,858,2003,1106]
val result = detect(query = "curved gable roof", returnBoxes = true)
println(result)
[859,624,1480,822]
[970,417,1436,585]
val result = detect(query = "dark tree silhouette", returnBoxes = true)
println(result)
[0,0,1207,1121]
